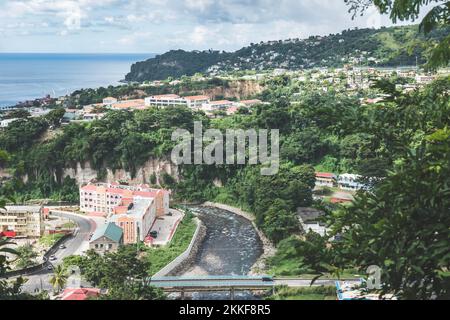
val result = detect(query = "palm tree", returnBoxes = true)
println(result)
[0,237,17,276]
[49,265,68,294]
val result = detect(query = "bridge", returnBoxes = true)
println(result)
[149,275,275,299]
[148,275,357,300]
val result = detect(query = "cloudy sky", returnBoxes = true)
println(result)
[0,0,427,53]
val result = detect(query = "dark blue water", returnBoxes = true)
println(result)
[0,53,153,107]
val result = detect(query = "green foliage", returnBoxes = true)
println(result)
[126,50,227,82]
[345,0,450,68]
[267,285,336,300]
[328,128,450,299]
[62,246,166,300]
[49,265,68,293]
[145,211,197,275]
[15,244,38,269]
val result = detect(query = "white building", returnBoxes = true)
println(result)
[145,94,187,108]
[185,95,210,110]
[337,174,367,191]
[0,205,44,238]
[103,97,118,105]
[0,118,19,128]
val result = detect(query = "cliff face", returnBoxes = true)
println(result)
[62,158,179,186]
[199,80,264,100]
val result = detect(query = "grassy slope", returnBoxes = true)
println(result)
[145,214,197,276]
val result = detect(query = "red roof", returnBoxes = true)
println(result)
[59,288,100,300]
[331,197,353,204]
[185,95,209,101]
[0,231,16,238]
[315,172,335,179]
[81,185,98,192]
[133,190,158,198]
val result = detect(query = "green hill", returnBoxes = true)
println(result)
[125,25,449,82]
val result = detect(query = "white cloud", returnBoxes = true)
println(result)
[0,0,435,53]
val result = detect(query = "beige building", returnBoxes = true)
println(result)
[0,205,44,238]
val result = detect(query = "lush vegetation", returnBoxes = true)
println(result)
[266,285,336,300]
[0,231,47,299]
[62,246,165,300]
[0,106,206,202]
[126,50,227,82]
[345,0,450,69]
[125,24,449,82]
[145,209,197,275]
[39,233,65,247]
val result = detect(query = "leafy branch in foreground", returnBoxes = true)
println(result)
[345,0,450,68]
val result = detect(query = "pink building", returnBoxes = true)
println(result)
[80,183,170,244]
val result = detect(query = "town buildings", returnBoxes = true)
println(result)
[80,183,170,244]
[185,95,211,110]
[89,222,123,254]
[57,288,101,300]
[0,205,44,238]
[315,172,336,188]
[297,207,328,236]
[145,94,187,108]
[0,118,19,128]
[337,174,367,191]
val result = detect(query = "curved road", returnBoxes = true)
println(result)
[17,211,96,294]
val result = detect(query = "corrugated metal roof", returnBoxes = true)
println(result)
[91,222,123,243]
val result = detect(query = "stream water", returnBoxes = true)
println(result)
[180,206,264,300]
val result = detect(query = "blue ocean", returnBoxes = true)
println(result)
[0,53,154,108]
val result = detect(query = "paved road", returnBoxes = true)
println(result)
[17,212,96,294]
[149,276,359,290]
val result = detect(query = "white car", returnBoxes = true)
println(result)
[49,255,57,261]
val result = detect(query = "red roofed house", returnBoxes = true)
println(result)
[58,288,101,300]
[315,172,336,188]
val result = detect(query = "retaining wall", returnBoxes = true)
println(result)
[152,217,206,277]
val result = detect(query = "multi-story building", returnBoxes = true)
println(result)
[145,94,187,108]
[80,183,170,244]
[185,95,210,110]
[0,205,44,238]
[103,97,118,105]
[337,174,367,191]
[315,172,336,188]
[108,99,146,110]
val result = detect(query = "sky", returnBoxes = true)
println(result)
[0,0,429,54]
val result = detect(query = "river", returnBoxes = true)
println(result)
[180,205,264,300]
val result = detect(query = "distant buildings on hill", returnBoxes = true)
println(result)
[315,172,369,191]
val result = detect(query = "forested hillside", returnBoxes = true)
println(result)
[125,25,449,82]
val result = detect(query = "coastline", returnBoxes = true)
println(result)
[202,201,276,275]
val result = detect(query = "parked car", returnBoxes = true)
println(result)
[59,244,66,250]
[47,265,53,270]
[149,231,158,238]
[49,255,57,261]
